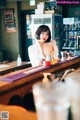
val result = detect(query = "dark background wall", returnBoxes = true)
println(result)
[61,4,80,17]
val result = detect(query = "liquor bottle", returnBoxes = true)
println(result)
[17,54,22,66]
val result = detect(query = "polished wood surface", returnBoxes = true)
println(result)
[0,61,31,75]
[0,57,80,104]
[0,104,37,120]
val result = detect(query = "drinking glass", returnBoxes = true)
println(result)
[32,81,70,120]
[65,69,80,120]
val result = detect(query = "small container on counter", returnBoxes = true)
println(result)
[17,54,22,66]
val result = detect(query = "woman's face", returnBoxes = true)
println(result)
[40,31,49,43]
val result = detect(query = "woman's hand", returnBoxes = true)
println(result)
[39,59,45,65]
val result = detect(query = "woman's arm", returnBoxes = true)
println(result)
[28,45,45,67]
[52,40,59,59]
[28,46,39,67]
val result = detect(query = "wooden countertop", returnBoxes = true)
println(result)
[0,57,80,93]
[0,56,80,104]
[0,61,31,75]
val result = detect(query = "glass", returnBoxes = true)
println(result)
[32,81,70,120]
[65,69,80,120]
[61,51,67,61]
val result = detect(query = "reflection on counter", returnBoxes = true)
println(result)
[0,64,10,69]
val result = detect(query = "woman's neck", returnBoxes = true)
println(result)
[38,40,44,46]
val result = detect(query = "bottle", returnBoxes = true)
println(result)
[43,73,51,83]
[45,54,51,66]
[17,54,22,66]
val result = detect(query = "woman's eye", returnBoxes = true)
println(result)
[46,34,49,35]
[41,32,48,36]
[42,32,44,34]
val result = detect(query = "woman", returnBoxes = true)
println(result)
[28,25,59,67]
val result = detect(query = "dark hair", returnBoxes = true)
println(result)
[35,25,51,42]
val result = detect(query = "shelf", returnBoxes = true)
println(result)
[64,30,80,32]
[62,47,78,50]
[63,38,77,41]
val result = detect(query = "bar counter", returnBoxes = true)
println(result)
[0,57,80,104]
[0,61,31,75]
